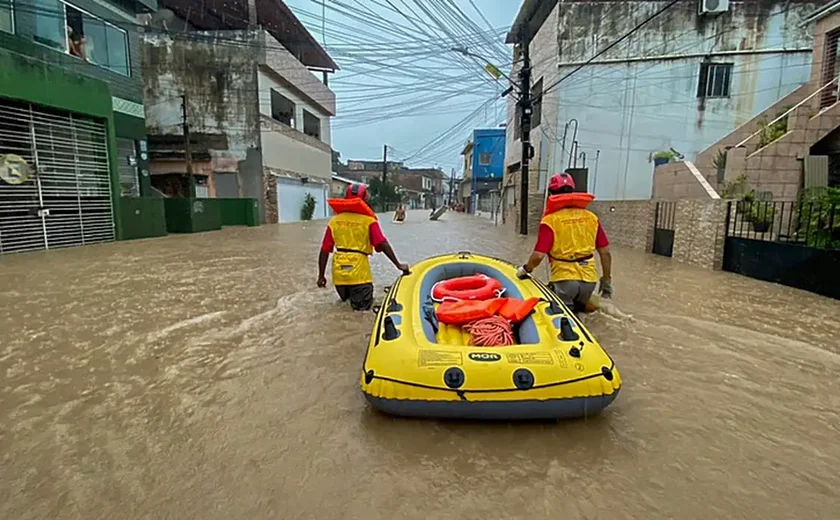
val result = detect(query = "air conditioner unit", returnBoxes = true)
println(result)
[699,0,729,15]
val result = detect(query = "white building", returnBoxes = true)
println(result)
[503,0,824,231]
[142,0,337,223]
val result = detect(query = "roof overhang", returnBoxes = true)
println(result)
[801,0,840,25]
[158,0,338,71]
[506,0,558,45]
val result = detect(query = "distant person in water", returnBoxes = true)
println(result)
[318,185,409,311]
[393,204,406,223]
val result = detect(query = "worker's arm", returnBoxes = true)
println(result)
[317,227,333,287]
[597,246,612,281]
[371,222,409,273]
[517,224,552,278]
[595,223,613,297]
[524,251,545,273]
[595,223,611,281]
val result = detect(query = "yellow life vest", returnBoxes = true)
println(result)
[541,208,600,283]
[328,212,376,285]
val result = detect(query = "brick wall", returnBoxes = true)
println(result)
[653,161,718,200]
[588,199,727,270]
[672,200,728,270]
[589,200,656,251]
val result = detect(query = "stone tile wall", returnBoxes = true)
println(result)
[589,200,656,251]
[672,200,728,270]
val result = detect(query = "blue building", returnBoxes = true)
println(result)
[460,128,504,214]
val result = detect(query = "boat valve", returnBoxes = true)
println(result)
[559,317,579,341]
[444,367,465,389]
[382,316,400,341]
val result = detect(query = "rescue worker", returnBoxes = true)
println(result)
[516,172,613,312]
[317,184,409,311]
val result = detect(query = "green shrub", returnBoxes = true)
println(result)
[301,192,316,220]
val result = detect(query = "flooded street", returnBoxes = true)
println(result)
[2,211,839,520]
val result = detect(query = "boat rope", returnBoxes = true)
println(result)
[463,316,514,347]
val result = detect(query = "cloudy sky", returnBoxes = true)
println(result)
[284,0,521,173]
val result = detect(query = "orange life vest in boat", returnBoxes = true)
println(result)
[431,274,504,302]
[496,297,541,324]
[328,198,378,219]
[436,299,506,325]
[543,192,595,216]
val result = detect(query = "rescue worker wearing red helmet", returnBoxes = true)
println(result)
[516,172,613,312]
[317,183,409,311]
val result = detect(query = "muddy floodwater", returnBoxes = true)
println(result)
[1,210,839,519]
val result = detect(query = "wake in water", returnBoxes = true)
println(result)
[587,294,633,321]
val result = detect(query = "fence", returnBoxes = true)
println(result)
[723,200,840,299]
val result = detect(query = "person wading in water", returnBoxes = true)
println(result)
[516,172,613,312]
[317,184,409,310]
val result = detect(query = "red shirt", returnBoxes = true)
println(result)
[534,222,609,254]
[321,221,387,253]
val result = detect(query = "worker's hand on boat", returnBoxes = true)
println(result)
[317,275,327,288]
[397,263,410,275]
[516,265,531,279]
[599,278,614,299]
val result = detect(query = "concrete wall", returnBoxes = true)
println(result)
[653,161,720,200]
[504,0,823,209]
[142,30,265,216]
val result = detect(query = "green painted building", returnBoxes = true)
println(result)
[0,0,165,254]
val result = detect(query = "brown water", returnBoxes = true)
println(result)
[1,210,839,520]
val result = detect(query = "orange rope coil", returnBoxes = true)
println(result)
[463,316,514,347]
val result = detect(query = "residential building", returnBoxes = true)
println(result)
[339,164,446,208]
[656,0,840,201]
[141,0,338,224]
[462,128,504,213]
[0,0,160,254]
[460,140,473,209]
[503,0,825,233]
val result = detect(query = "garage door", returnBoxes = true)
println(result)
[0,100,114,254]
[276,178,329,223]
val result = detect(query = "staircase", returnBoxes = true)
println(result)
[695,78,840,201]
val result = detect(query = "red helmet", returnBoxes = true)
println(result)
[548,172,576,192]
[346,183,369,200]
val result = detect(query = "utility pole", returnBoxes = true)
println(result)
[181,94,193,197]
[381,144,388,185]
[381,144,388,212]
[449,168,456,205]
[518,40,532,236]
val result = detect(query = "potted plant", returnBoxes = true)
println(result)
[652,150,676,167]
[750,201,775,233]
[735,189,756,218]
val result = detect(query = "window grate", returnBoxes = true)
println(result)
[697,62,733,99]
[0,99,113,254]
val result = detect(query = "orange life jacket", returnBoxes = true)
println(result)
[436,299,506,325]
[496,297,541,324]
[543,192,595,216]
[328,198,377,219]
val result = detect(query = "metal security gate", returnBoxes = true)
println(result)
[0,100,114,254]
[652,201,676,257]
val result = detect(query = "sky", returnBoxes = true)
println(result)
[283,0,522,174]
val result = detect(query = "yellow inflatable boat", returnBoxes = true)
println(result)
[361,252,621,420]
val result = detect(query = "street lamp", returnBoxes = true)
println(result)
[450,47,516,89]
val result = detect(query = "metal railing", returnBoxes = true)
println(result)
[726,200,840,250]
[735,76,840,151]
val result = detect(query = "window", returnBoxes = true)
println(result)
[270,89,296,127]
[32,0,130,76]
[697,63,732,98]
[303,109,321,140]
[532,78,543,127]
[478,152,491,166]
[1,0,13,34]
[422,177,432,190]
